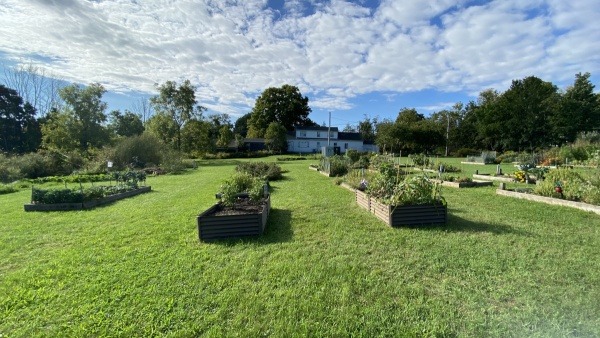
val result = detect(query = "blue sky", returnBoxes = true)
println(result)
[1,0,599,129]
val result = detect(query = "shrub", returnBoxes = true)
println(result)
[319,155,350,177]
[236,162,283,181]
[409,153,429,168]
[454,148,479,157]
[111,133,164,169]
[0,184,18,195]
[219,173,266,206]
[0,155,21,183]
[534,169,584,201]
[496,151,519,163]
[367,174,444,206]
[345,149,361,163]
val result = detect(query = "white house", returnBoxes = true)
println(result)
[286,126,378,154]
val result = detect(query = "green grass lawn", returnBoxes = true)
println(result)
[1,157,599,337]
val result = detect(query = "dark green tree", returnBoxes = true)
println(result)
[358,115,376,143]
[181,119,213,155]
[247,84,313,137]
[150,80,206,151]
[145,111,178,147]
[216,125,234,149]
[41,83,109,153]
[233,112,251,137]
[494,76,558,151]
[0,85,41,153]
[552,72,600,144]
[109,110,144,138]
[264,121,288,152]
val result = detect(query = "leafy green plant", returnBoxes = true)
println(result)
[319,155,350,177]
[0,184,18,195]
[367,173,444,206]
[236,162,283,181]
[409,153,429,168]
[219,173,267,207]
[534,169,584,200]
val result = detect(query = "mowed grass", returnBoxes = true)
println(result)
[1,157,599,337]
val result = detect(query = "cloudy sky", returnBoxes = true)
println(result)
[0,0,599,127]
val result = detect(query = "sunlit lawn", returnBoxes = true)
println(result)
[1,157,599,337]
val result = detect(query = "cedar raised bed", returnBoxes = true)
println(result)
[24,186,152,212]
[355,190,447,227]
[197,195,271,241]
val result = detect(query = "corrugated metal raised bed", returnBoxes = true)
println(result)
[355,190,446,227]
[197,195,271,241]
[24,186,152,212]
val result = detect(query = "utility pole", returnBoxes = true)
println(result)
[445,111,450,157]
[327,111,331,146]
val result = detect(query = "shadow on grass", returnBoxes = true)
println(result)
[195,159,243,167]
[207,208,293,245]
[402,211,532,236]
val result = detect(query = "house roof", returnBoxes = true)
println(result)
[338,132,362,141]
[294,125,339,132]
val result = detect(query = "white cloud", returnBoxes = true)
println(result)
[0,0,598,116]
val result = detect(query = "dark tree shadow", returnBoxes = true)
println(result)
[204,208,293,245]
[400,212,533,236]
[194,159,243,167]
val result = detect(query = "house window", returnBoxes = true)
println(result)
[316,141,320,148]
[298,141,309,148]
[300,131,306,137]
[317,132,321,137]
[344,143,348,149]
[334,142,337,146]
[329,131,334,137]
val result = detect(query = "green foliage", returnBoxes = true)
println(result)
[409,153,430,168]
[454,148,479,157]
[150,80,206,151]
[534,169,584,201]
[219,173,266,206]
[0,85,41,154]
[247,84,313,137]
[319,155,350,177]
[264,121,288,152]
[42,83,110,153]
[368,173,444,206]
[0,183,18,195]
[111,133,165,169]
[345,149,361,163]
[26,173,112,184]
[235,162,283,181]
[108,110,144,138]
[32,188,83,204]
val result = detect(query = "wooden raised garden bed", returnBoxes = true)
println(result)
[355,190,447,227]
[197,195,271,241]
[24,186,152,212]
[472,174,515,183]
[496,187,600,215]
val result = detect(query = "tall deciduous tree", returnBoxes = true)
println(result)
[264,121,288,153]
[552,72,600,144]
[109,110,145,138]
[247,84,314,137]
[42,83,109,152]
[233,112,251,137]
[2,62,64,116]
[0,85,41,153]
[150,80,205,151]
[181,119,213,155]
[358,115,376,143]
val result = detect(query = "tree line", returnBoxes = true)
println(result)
[359,72,600,155]
[1,64,598,162]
